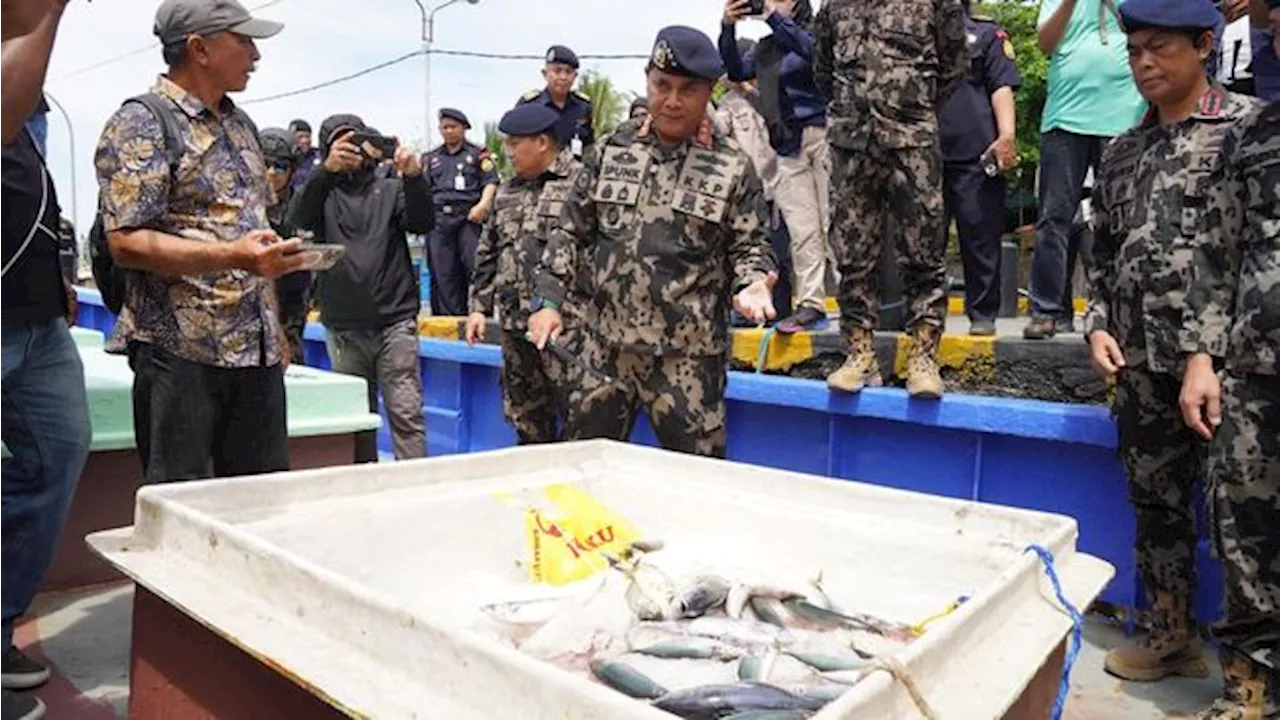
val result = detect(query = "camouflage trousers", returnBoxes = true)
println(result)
[1209,373,1280,670]
[498,326,581,445]
[1114,364,1205,616]
[829,142,947,335]
[563,337,728,459]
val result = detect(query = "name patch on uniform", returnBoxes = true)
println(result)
[671,148,742,223]
[594,145,649,206]
[537,180,572,218]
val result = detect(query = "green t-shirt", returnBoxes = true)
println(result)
[1037,0,1147,137]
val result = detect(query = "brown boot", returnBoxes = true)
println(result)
[1177,647,1277,719]
[827,327,881,393]
[1104,591,1209,681]
[905,324,944,398]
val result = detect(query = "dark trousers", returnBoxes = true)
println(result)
[769,203,795,320]
[128,342,289,483]
[943,159,1005,321]
[427,214,482,316]
[1029,129,1109,319]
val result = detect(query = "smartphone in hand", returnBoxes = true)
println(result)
[348,132,399,161]
[288,242,347,271]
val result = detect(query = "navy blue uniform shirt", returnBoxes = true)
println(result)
[422,140,499,209]
[516,88,594,155]
[939,16,1021,164]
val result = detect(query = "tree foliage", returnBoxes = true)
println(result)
[482,121,514,182]
[578,69,627,139]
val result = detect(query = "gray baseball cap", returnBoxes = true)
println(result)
[154,0,284,46]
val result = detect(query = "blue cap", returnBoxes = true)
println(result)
[438,108,470,129]
[545,45,579,68]
[498,104,560,137]
[1119,0,1221,31]
[648,26,724,81]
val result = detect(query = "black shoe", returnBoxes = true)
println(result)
[1,690,46,720]
[775,305,828,334]
[1,648,49,690]
[969,317,996,336]
[1022,317,1057,340]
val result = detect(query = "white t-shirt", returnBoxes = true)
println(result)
[1219,17,1253,83]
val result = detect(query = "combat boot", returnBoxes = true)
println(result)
[905,324,944,398]
[827,327,881,393]
[1105,591,1209,681]
[1178,646,1277,720]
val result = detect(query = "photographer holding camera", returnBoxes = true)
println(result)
[288,114,433,462]
[720,0,830,334]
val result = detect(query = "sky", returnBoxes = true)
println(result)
[40,0,772,235]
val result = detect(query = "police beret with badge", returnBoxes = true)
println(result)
[498,104,560,138]
[439,107,471,129]
[545,45,579,69]
[647,25,725,81]
[1118,0,1221,31]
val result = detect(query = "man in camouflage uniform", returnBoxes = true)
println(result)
[813,0,967,398]
[1180,101,1280,719]
[527,25,778,458]
[1083,0,1263,687]
[465,104,583,444]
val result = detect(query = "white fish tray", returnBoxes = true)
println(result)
[89,439,1112,719]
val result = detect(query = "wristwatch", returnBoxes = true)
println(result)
[530,296,561,312]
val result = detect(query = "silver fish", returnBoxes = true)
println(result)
[783,598,914,641]
[785,651,863,673]
[726,584,806,621]
[670,574,732,619]
[589,658,667,700]
[652,682,826,719]
[635,637,745,661]
[722,711,816,720]
[749,597,795,629]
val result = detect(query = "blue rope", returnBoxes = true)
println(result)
[1025,544,1083,720]
[754,327,776,373]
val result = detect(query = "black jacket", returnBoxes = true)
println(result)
[287,163,433,332]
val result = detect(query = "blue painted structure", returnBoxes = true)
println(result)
[73,286,1223,622]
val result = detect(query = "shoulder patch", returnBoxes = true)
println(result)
[520,89,541,102]
[1002,38,1015,60]
[480,157,495,173]
[573,89,591,104]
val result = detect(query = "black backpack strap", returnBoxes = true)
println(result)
[124,92,185,180]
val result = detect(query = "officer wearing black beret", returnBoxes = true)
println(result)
[1085,0,1267,701]
[516,44,594,159]
[422,106,499,316]
[938,0,1021,337]
[466,103,586,444]
[527,25,777,459]
[288,118,322,192]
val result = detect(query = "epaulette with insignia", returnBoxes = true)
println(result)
[573,89,591,104]
[971,14,995,22]
[520,89,541,103]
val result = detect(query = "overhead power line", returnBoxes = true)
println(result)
[48,0,287,84]
[239,48,650,105]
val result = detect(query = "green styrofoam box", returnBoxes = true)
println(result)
[3,329,380,457]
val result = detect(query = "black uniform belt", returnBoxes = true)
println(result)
[436,202,477,216]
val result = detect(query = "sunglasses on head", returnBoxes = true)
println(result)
[270,160,292,172]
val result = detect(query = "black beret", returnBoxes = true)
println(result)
[438,108,470,129]
[288,118,311,134]
[1119,0,1221,31]
[648,26,724,81]
[498,104,559,137]
[545,45,579,68]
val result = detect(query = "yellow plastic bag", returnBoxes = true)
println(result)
[521,484,643,586]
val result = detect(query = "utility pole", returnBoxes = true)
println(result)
[411,0,480,146]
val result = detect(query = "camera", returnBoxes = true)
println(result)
[746,0,765,15]
[348,132,399,161]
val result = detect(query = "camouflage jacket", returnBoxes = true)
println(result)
[813,0,967,151]
[1084,86,1263,375]
[534,118,777,357]
[469,153,583,332]
[1188,102,1280,376]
